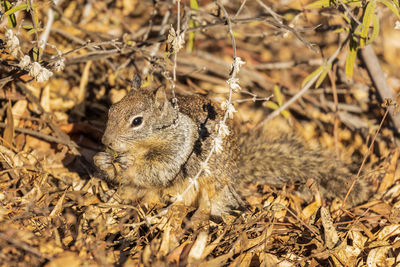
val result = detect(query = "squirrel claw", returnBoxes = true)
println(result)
[94,152,114,171]
[116,152,134,170]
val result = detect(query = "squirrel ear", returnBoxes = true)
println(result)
[154,86,168,111]
[130,74,142,90]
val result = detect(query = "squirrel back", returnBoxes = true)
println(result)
[238,129,370,206]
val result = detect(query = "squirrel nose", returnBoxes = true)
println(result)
[102,135,112,147]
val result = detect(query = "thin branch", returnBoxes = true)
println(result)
[215,0,236,58]
[343,108,389,207]
[255,0,282,24]
[361,45,400,135]
[234,0,247,18]
[143,7,171,76]
[256,0,317,53]
[255,43,343,129]
[39,0,63,51]
[0,232,52,261]
[0,122,78,147]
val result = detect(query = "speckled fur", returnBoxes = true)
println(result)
[94,88,370,216]
[238,130,370,206]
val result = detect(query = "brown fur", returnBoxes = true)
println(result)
[94,87,370,216]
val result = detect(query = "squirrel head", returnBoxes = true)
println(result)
[102,87,179,152]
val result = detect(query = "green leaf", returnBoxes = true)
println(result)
[187,21,196,52]
[301,64,324,88]
[380,0,400,19]
[316,62,332,88]
[368,13,380,45]
[27,27,42,35]
[2,0,17,28]
[342,13,351,24]
[273,85,283,106]
[344,0,363,7]
[281,110,291,119]
[186,0,199,52]
[360,0,376,48]
[4,3,28,15]
[333,27,349,34]
[190,0,199,9]
[30,46,41,62]
[345,41,358,78]
[306,0,334,9]
[265,101,279,110]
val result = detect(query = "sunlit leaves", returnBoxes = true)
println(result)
[345,39,358,77]
[187,0,199,52]
[301,61,331,88]
[307,0,400,78]
[265,85,290,118]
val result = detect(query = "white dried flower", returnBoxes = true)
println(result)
[54,57,65,72]
[28,62,53,82]
[36,68,53,82]
[29,62,42,77]
[4,28,20,57]
[231,57,245,78]
[168,26,185,53]
[217,121,230,138]
[395,21,400,30]
[18,55,31,69]
[214,136,223,154]
[221,101,237,119]
[221,100,229,110]
[227,77,241,92]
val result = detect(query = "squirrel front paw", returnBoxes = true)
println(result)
[93,152,116,179]
[116,152,135,170]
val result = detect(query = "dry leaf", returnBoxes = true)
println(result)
[40,84,51,112]
[45,252,83,267]
[12,99,28,127]
[366,246,394,267]
[376,224,400,240]
[188,231,208,263]
[3,101,14,148]
[378,148,399,193]
[320,207,339,249]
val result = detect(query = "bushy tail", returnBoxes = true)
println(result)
[237,130,371,206]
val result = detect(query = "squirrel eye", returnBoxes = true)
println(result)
[131,116,143,127]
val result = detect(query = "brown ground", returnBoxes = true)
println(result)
[0,1,400,266]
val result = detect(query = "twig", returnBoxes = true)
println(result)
[142,8,171,76]
[342,108,389,207]
[234,0,247,18]
[215,0,236,58]
[361,45,400,135]
[0,122,78,147]
[254,58,323,70]
[328,64,340,158]
[39,0,63,51]
[255,43,343,129]
[255,0,282,24]
[338,0,362,26]
[27,0,40,59]
[16,83,80,155]
[173,0,181,84]
[256,0,317,53]
[0,232,52,261]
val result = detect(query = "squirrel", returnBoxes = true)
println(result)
[93,83,371,217]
